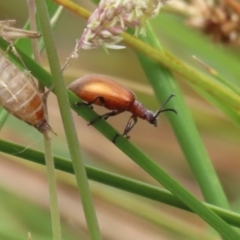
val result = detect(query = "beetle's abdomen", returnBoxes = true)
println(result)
[69,74,136,111]
[0,53,47,133]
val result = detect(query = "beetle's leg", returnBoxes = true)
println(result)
[75,95,105,109]
[113,115,138,143]
[122,115,138,138]
[88,110,122,126]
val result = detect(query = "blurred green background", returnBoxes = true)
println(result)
[0,0,240,239]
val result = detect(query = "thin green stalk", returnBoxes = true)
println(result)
[134,24,230,208]
[94,187,216,240]
[27,0,62,239]
[43,139,62,240]
[192,55,240,97]
[1,139,240,229]
[34,1,101,239]
[122,32,240,111]
[134,24,230,240]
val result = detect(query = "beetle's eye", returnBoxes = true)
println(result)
[150,117,157,126]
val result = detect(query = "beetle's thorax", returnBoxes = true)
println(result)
[130,100,156,125]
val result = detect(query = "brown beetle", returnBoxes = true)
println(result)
[69,74,177,142]
[0,52,52,138]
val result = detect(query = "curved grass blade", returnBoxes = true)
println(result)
[0,139,240,229]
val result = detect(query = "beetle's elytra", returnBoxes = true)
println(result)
[0,52,52,138]
[69,74,135,111]
[69,74,177,142]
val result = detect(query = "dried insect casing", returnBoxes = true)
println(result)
[0,20,41,40]
[0,52,51,138]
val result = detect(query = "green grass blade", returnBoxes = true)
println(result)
[132,24,229,208]
[34,1,101,239]
[0,138,240,229]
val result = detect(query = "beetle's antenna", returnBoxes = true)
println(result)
[153,94,177,119]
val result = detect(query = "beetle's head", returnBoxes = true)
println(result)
[150,94,178,127]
